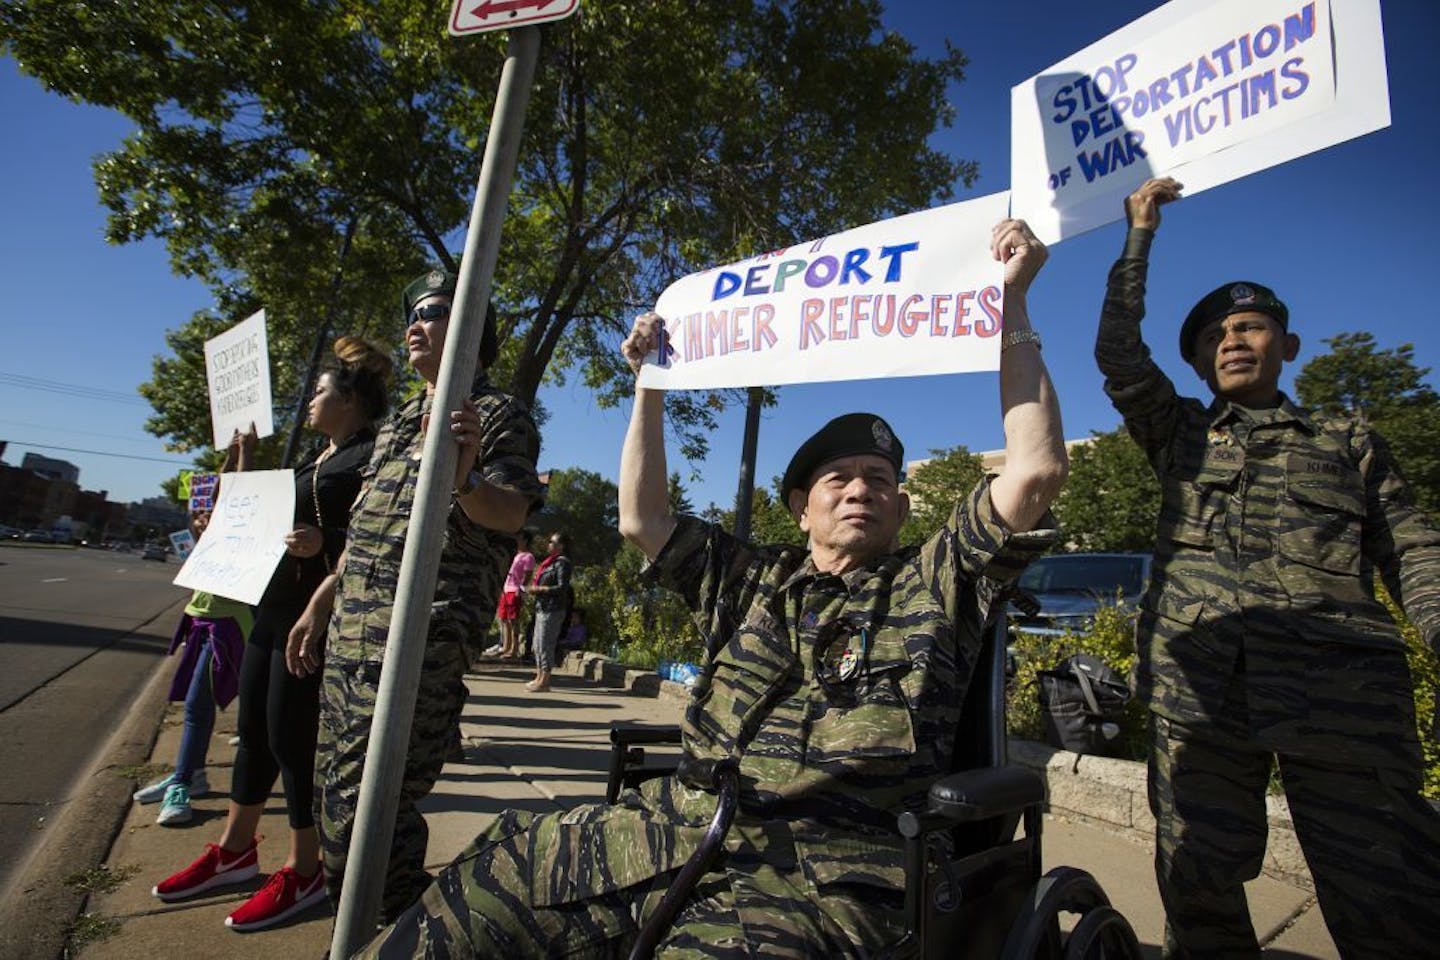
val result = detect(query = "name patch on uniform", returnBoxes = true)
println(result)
[1303,459,1343,476]
[1207,446,1243,464]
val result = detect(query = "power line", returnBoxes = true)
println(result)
[0,418,159,444]
[3,440,194,466]
[0,372,150,406]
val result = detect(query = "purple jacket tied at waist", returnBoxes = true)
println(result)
[167,614,245,708]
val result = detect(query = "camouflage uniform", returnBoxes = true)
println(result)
[358,477,1054,957]
[317,371,542,921]
[1098,227,1440,958]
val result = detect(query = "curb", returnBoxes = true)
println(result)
[0,654,174,960]
[553,650,1317,892]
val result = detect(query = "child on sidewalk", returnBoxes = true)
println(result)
[132,429,254,826]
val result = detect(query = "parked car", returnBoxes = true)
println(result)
[0,525,21,539]
[22,529,53,543]
[1008,552,1152,640]
[141,542,168,562]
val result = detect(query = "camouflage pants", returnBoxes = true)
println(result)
[355,807,904,958]
[316,639,470,922]
[1149,714,1440,959]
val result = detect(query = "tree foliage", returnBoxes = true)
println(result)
[898,445,985,546]
[530,466,621,567]
[2,0,975,470]
[1053,428,1160,552]
[1295,332,1440,516]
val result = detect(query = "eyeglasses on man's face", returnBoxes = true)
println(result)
[408,302,451,326]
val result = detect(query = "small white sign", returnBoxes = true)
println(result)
[204,310,274,449]
[636,192,1010,391]
[174,470,295,605]
[449,0,580,36]
[1011,0,1389,243]
[168,528,195,561]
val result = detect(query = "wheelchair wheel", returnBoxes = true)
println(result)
[1063,905,1142,960]
[999,866,1112,959]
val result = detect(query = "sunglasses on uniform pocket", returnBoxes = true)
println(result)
[408,303,451,325]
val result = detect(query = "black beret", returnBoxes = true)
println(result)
[402,268,458,321]
[1180,281,1289,362]
[781,413,904,501]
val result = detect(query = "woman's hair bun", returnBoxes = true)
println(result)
[333,336,394,380]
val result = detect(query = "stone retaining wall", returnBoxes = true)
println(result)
[556,651,1316,891]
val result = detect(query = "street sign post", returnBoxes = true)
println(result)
[328,11,561,956]
[449,0,579,36]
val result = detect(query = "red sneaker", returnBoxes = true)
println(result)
[224,864,327,931]
[152,840,259,902]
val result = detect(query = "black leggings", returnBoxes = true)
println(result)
[230,604,322,829]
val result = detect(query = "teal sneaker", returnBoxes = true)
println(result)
[134,769,208,804]
[156,783,194,825]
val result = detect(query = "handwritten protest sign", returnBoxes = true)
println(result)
[635,192,1009,391]
[174,470,294,605]
[204,310,274,448]
[168,528,195,561]
[1012,0,1388,243]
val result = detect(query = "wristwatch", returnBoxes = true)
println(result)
[455,469,481,497]
[1001,329,1042,352]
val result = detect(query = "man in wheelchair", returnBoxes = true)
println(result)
[358,218,1068,958]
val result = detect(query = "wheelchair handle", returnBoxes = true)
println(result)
[627,758,740,960]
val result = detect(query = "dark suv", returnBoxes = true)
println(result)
[1009,552,1152,639]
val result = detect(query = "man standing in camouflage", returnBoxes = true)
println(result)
[354,217,1067,957]
[289,268,543,921]
[1098,177,1440,958]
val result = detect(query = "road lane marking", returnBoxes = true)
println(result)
[42,577,68,583]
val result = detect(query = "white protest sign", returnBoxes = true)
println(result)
[636,191,1010,391]
[1011,0,1389,244]
[173,470,294,605]
[167,528,195,561]
[204,310,275,449]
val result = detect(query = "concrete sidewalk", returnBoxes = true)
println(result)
[75,657,1337,958]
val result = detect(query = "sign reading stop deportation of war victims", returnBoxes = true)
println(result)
[1012,0,1388,244]
[635,192,1009,391]
[173,469,295,605]
[204,309,275,449]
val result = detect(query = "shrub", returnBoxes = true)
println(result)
[572,542,705,669]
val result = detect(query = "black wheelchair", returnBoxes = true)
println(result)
[605,614,1142,960]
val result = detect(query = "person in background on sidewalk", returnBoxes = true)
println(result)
[353,217,1066,957]
[293,268,543,924]
[525,531,572,692]
[133,427,256,825]
[483,528,536,660]
[1097,177,1440,958]
[151,337,393,932]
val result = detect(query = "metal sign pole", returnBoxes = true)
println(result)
[329,25,542,958]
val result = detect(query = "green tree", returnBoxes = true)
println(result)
[531,466,621,567]
[1295,332,1440,516]
[1053,428,1160,552]
[2,0,975,471]
[898,446,985,546]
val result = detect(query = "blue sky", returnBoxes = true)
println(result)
[2,0,1437,512]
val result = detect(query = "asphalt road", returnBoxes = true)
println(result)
[0,545,189,894]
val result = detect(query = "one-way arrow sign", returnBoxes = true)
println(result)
[449,0,578,35]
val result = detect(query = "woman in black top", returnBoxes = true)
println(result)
[152,337,393,931]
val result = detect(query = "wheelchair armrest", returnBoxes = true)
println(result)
[609,721,683,746]
[607,722,683,803]
[927,765,1045,823]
